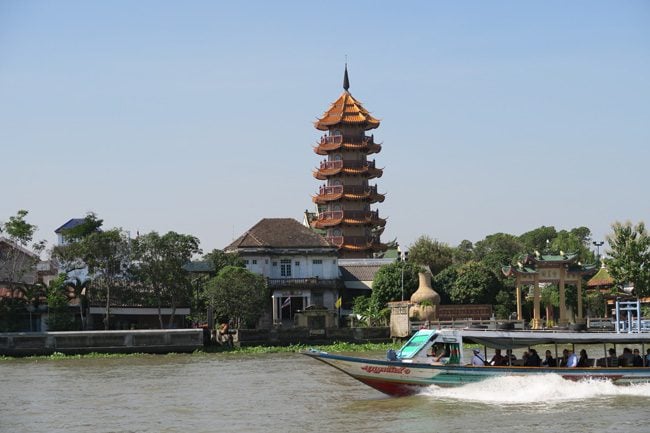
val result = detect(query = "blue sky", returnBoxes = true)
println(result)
[1,1,648,255]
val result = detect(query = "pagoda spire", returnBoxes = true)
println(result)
[343,64,350,91]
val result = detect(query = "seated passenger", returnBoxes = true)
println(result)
[525,348,541,367]
[646,348,650,367]
[619,347,634,367]
[563,349,578,368]
[505,349,517,365]
[633,349,644,367]
[577,349,590,367]
[542,350,557,367]
[489,349,506,366]
[606,348,619,367]
[434,345,451,363]
[471,348,486,366]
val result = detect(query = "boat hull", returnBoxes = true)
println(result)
[304,351,650,397]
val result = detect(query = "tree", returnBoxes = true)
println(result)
[132,231,201,328]
[370,261,420,308]
[518,226,558,253]
[452,240,474,265]
[46,274,75,331]
[473,233,523,276]
[0,210,46,295]
[432,265,458,304]
[203,249,245,275]
[549,227,595,262]
[351,295,389,327]
[494,290,515,320]
[449,261,503,305]
[53,229,131,329]
[66,277,90,330]
[203,266,267,328]
[606,221,650,297]
[408,235,453,275]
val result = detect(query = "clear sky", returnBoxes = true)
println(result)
[1,1,648,256]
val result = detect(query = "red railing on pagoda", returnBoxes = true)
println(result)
[318,185,378,196]
[314,210,385,227]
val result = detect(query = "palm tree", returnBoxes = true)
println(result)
[66,277,91,330]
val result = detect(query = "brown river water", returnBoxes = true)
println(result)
[2,351,650,433]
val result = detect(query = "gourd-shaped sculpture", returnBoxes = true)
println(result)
[409,272,441,321]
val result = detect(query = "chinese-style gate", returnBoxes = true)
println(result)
[503,253,596,330]
[310,66,387,258]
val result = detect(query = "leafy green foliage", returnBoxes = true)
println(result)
[0,210,45,291]
[432,265,458,304]
[203,249,245,275]
[518,226,558,253]
[606,221,650,297]
[132,231,202,328]
[53,228,131,329]
[45,275,75,331]
[494,290,514,319]
[585,290,605,317]
[449,261,503,304]
[473,233,523,276]
[351,296,390,327]
[407,235,453,275]
[452,239,474,265]
[203,266,267,328]
[370,261,420,308]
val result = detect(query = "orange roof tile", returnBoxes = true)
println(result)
[315,91,380,131]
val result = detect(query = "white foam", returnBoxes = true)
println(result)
[420,374,650,405]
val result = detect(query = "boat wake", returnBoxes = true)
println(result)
[420,374,650,405]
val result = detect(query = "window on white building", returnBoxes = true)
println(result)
[280,259,292,277]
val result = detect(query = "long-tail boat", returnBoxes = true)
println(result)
[304,328,650,397]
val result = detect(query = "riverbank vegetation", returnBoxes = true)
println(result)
[0,341,397,362]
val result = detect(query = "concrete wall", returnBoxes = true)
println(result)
[0,329,203,356]
[235,326,390,347]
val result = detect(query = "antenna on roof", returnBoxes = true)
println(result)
[343,58,350,91]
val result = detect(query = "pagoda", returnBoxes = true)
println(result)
[310,66,387,258]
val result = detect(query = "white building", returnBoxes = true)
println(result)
[225,218,343,326]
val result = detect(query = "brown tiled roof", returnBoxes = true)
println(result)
[315,91,380,131]
[225,218,334,250]
[339,264,383,282]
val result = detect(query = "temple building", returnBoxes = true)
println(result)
[310,66,387,258]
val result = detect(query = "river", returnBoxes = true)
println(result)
[2,351,650,433]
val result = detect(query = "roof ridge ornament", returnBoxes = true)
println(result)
[343,63,350,91]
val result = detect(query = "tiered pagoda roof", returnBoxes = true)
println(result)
[314,91,380,131]
[313,134,381,155]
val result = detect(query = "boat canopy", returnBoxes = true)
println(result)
[461,329,650,349]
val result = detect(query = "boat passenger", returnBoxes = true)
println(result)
[433,345,451,363]
[505,349,516,365]
[563,349,578,368]
[542,350,557,367]
[606,348,619,367]
[489,349,505,366]
[632,349,644,367]
[646,349,650,367]
[619,348,634,367]
[471,348,486,366]
[525,348,541,367]
[577,349,590,367]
